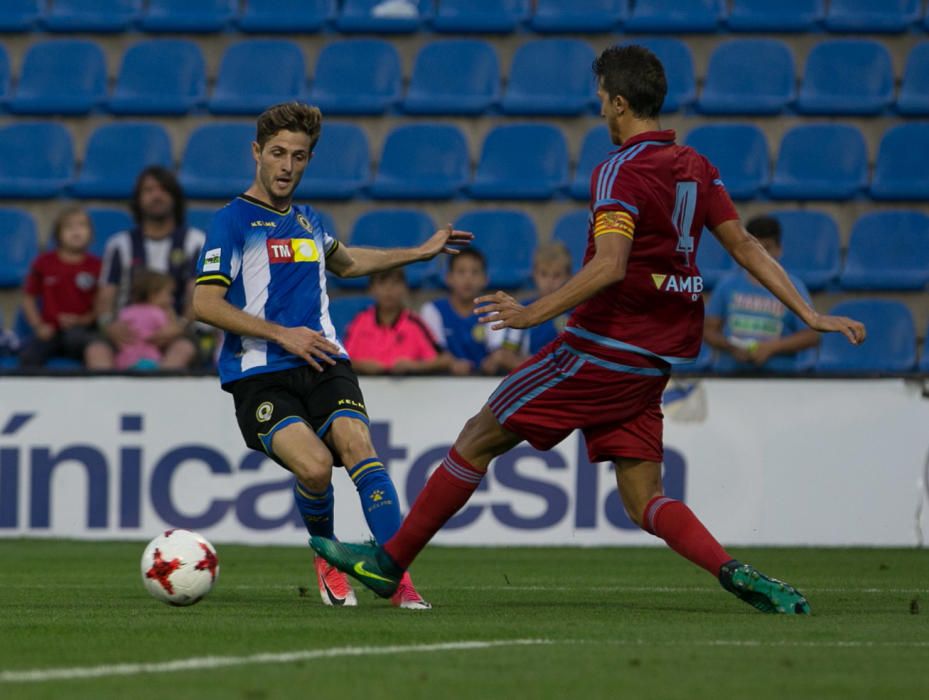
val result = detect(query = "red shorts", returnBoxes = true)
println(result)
[487,338,669,463]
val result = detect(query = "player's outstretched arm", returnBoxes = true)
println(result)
[712,219,866,346]
[326,224,473,278]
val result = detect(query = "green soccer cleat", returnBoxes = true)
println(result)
[310,537,402,599]
[719,561,812,615]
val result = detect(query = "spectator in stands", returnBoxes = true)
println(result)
[343,268,454,375]
[420,249,505,375]
[115,271,177,370]
[84,166,206,370]
[20,207,101,368]
[704,216,819,371]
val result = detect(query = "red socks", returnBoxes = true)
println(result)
[643,496,732,576]
[384,448,484,569]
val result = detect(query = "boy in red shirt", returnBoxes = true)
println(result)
[20,207,101,367]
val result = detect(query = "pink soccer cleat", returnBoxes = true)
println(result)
[315,555,357,607]
[390,572,432,610]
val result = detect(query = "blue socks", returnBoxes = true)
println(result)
[293,481,334,539]
[347,458,402,544]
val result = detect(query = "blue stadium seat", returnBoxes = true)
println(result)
[625,0,723,32]
[369,125,469,200]
[109,40,206,115]
[797,40,893,116]
[502,39,597,116]
[454,210,536,289]
[0,123,73,198]
[139,0,234,32]
[469,124,568,200]
[308,40,401,115]
[338,210,437,290]
[43,0,140,32]
[209,40,305,116]
[840,211,929,291]
[815,300,916,373]
[336,0,427,33]
[698,40,794,115]
[432,0,529,33]
[770,210,840,292]
[825,0,920,33]
[186,208,216,235]
[684,124,769,200]
[86,208,132,258]
[726,0,824,32]
[898,43,929,116]
[0,0,42,31]
[552,210,590,272]
[72,123,172,200]
[696,229,733,290]
[571,126,614,200]
[179,124,255,200]
[295,123,369,200]
[769,124,867,200]
[0,209,38,288]
[529,0,628,33]
[0,46,9,108]
[871,124,929,201]
[329,295,373,340]
[623,38,695,113]
[237,0,333,32]
[403,40,499,115]
[10,40,106,115]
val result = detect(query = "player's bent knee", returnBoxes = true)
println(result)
[454,405,517,469]
[326,416,375,466]
[270,422,333,490]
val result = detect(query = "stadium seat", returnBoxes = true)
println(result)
[623,38,695,113]
[769,124,867,200]
[921,321,929,373]
[684,124,769,200]
[328,296,373,340]
[797,40,893,116]
[109,40,206,116]
[454,210,536,289]
[209,40,305,116]
[897,43,929,116]
[369,125,469,200]
[769,210,841,292]
[403,40,499,115]
[179,124,255,200]
[840,211,929,291]
[469,124,568,200]
[0,46,9,107]
[308,40,401,115]
[86,208,133,258]
[696,229,733,290]
[825,0,920,33]
[432,0,529,33]
[697,40,795,115]
[139,0,234,32]
[237,0,333,32]
[43,0,140,32]
[571,126,614,200]
[726,0,824,32]
[871,124,929,201]
[501,39,597,116]
[72,123,172,200]
[0,0,42,31]
[529,0,628,33]
[338,210,437,289]
[336,0,427,33]
[815,300,916,373]
[0,209,38,288]
[552,210,590,272]
[625,0,723,32]
[295,123,369,200]
[10,40,106,115]
[0,123,73,198]
[186,208,216,235]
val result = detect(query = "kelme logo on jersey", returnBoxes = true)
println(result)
[651,274,704,294]
[267,238,320,264]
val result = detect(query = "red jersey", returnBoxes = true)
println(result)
[566,130,738,365]
[23,251,101,328]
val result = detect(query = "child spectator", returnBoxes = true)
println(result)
[115,271,176,370]
[343,268,453,375]
[20,207,101,368]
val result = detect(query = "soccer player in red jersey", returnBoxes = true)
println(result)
[313,46,866,614]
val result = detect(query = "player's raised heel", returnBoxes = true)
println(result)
[719,561,812,615]
[391,572,431,610]
[310,536,402,598]
[314,555,357,607]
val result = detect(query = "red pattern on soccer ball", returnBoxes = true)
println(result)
[195,543,218,582]
[146,548,181,594]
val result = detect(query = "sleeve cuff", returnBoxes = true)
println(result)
[196,274,231,287]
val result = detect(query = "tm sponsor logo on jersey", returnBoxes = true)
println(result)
[651,273,704,294]
[267,238,320,264]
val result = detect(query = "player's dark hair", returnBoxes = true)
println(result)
[448,248,486,274]
[592,45,667,119]
[131,166,186,227]
[130,270,174,305]
[51,205,93,248]
[256,102,323,152]
[370,268,407,287]
[746,216,782,246]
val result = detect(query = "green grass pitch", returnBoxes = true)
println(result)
[1,540,927,699]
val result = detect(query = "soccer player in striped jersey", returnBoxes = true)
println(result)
[192,102,472,610]
[313,46,867,615]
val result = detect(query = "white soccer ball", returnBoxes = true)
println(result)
[141,529,219,606]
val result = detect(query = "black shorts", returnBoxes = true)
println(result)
[228,361,368,463]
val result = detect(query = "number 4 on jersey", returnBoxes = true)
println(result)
[672,181,697,263]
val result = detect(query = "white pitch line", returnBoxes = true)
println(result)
[0,639,551,684]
